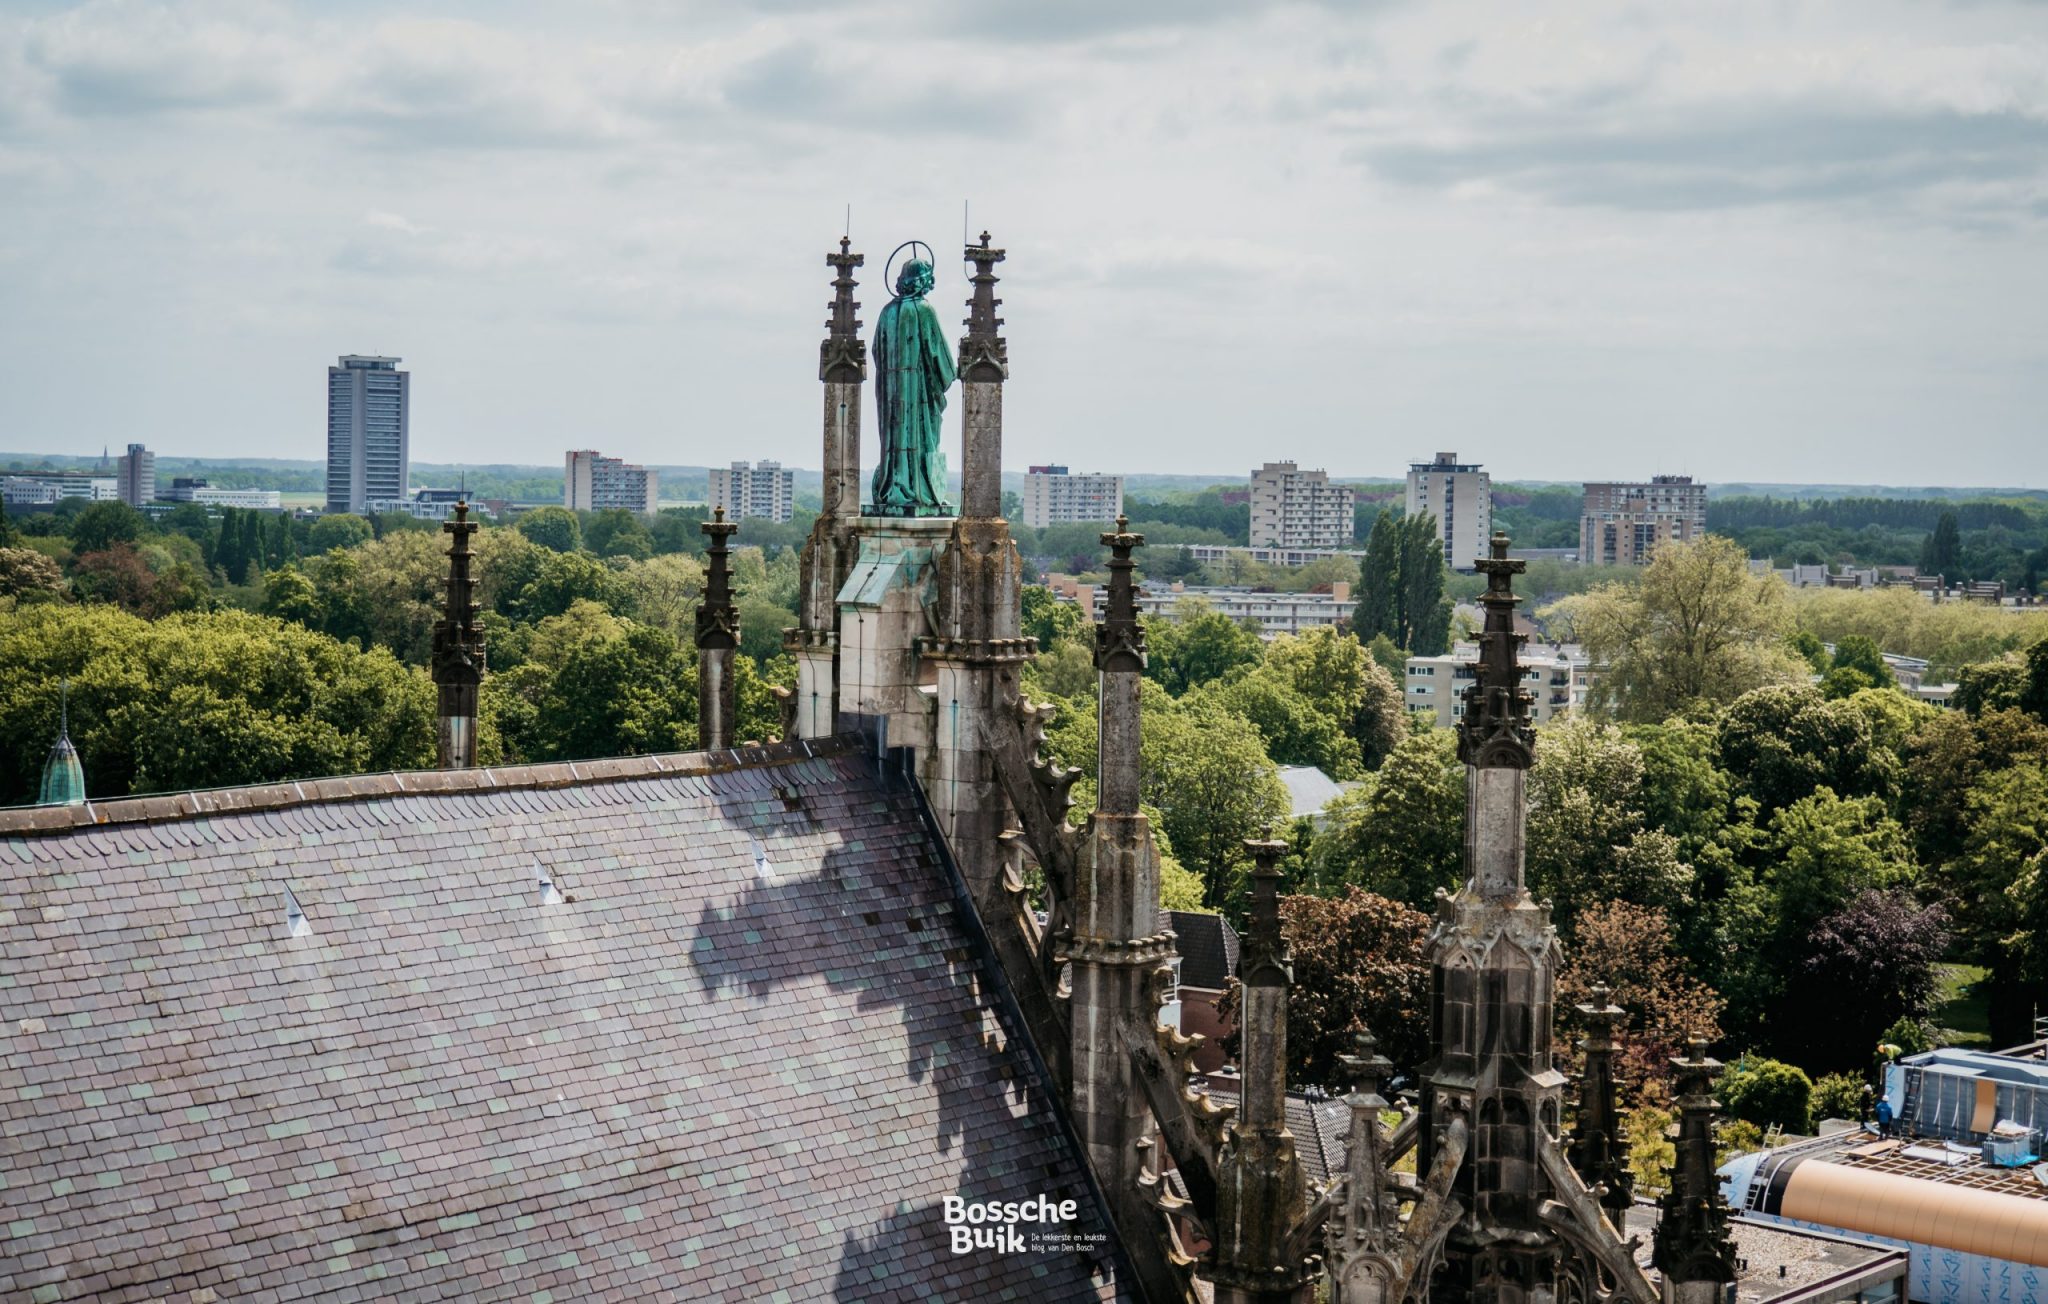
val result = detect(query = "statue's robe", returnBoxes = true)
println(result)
[869,290,956,516]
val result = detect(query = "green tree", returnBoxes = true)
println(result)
[69,500,145,555]
[1528,718,1697,933]
[1399,512,1447,652]
[1719,1058,1813,1134]
[1947,763,2048,1043]
[1022,586,1084,652]
[0,604,434,803]
[1263,627,1408,769]
[261,565,321,626]
[1354,511,1401,642]
[585,509,654,560]
[517,506,583,554]
[215,507,247,583]
[1558,535,1798,722]
[1145,600,1264,696]
[1787,630,1830,674]
[2022,637,2048,723]
[1919,509,1961,578]
[480,602,697,763]
[308,513,373,553]
[1309,730,1464,907]
[239,510,264,579]
[1199,671,1363,779]
[1810,1073,1867,1125]
[1717,684,1897,815]
[512,550,627,622]
[71,543,208,618]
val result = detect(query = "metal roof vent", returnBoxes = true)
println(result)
[283,886,311,939]
[752,837,774,883]
[536,861,564,906]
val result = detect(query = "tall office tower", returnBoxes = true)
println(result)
[565,450,660,515]
[1022,464,1123,528]
[1580,475,1709,565]
[117,444,155,507]
[1249,460,1356,549]
[326,356,409,515]
[1405,450,1492,571]
[707,459,795,522]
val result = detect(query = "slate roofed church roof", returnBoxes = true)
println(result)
[0,738,1131,1304]
[1159,909,1239,991]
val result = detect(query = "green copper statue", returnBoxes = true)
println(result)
[869,254,956,517]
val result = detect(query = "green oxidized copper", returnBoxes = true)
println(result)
[868,258,956,517]
[40,681,85,806]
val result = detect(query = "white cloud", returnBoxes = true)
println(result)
[0,0,2042,486]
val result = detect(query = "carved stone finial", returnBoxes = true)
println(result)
[821,239,866,383]
[696,507,740,652]
[1095,516,1147,674]
[1457,530,1535,770]
[431,500,487,769]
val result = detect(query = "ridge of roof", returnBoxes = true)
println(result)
[0,735,862,838]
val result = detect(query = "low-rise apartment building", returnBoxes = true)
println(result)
[1133,583,1352,639]
[161,479,282,509]
[1405,641,1588,728]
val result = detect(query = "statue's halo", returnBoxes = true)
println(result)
[883,240,937,300]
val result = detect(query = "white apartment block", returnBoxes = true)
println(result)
[1405,641,1589,728]
[1133,584,1353,640]
[707,460,794,523]
[1023,465,1123,528]
[1580,475,1707,566]
[2,475,117,505]
[1249,462,1356,550]
[566,449,660,516]
[161,479,281,509]
[118,444,156,507]
[1405,452,1492,572]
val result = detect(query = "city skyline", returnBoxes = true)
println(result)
[0,1,2044,487]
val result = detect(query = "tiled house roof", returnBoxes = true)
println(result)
[0,739,1130,1303]
[1159,911,1239,992]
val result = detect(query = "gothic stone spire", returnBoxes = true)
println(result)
[1095,515,1146,816]
[430,501,486,770]
[1569,983,1635,1222]
[697,507,741,751]
[1458,530,1534,772]
[958,231,1008,520]
[1203,835,1316,1304]
[1653,1039,1737,1299]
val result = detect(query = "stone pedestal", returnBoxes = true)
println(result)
[834,517,953,753]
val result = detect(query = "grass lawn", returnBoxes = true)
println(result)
[1934,962,1992,1049]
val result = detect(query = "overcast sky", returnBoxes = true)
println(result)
[1,0,2044,486]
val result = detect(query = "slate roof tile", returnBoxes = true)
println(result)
[0,741,1130,1302]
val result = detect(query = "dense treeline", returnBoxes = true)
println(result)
[8,495,2048,1144]
[1710,495,2040,533]
[0,498,798,803]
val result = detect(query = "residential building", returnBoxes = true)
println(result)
[705,459,791,522]
[1022,464,1123,527]
[160,478,282,509]
[366,489,483,522]
[1249,460,1356,550]
[1184,542,1366,569]
[1155,909,1239,1073]
[117,443,155,507]
[1133,582,1352,638]
[1580,474,1707,566]
[1405,640,1587,728]
[1405,451,1492,571]
[565,449,660,516]
[326,355,409,515]
[1,474,117,505]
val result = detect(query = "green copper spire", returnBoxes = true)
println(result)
[39,681,85,806]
